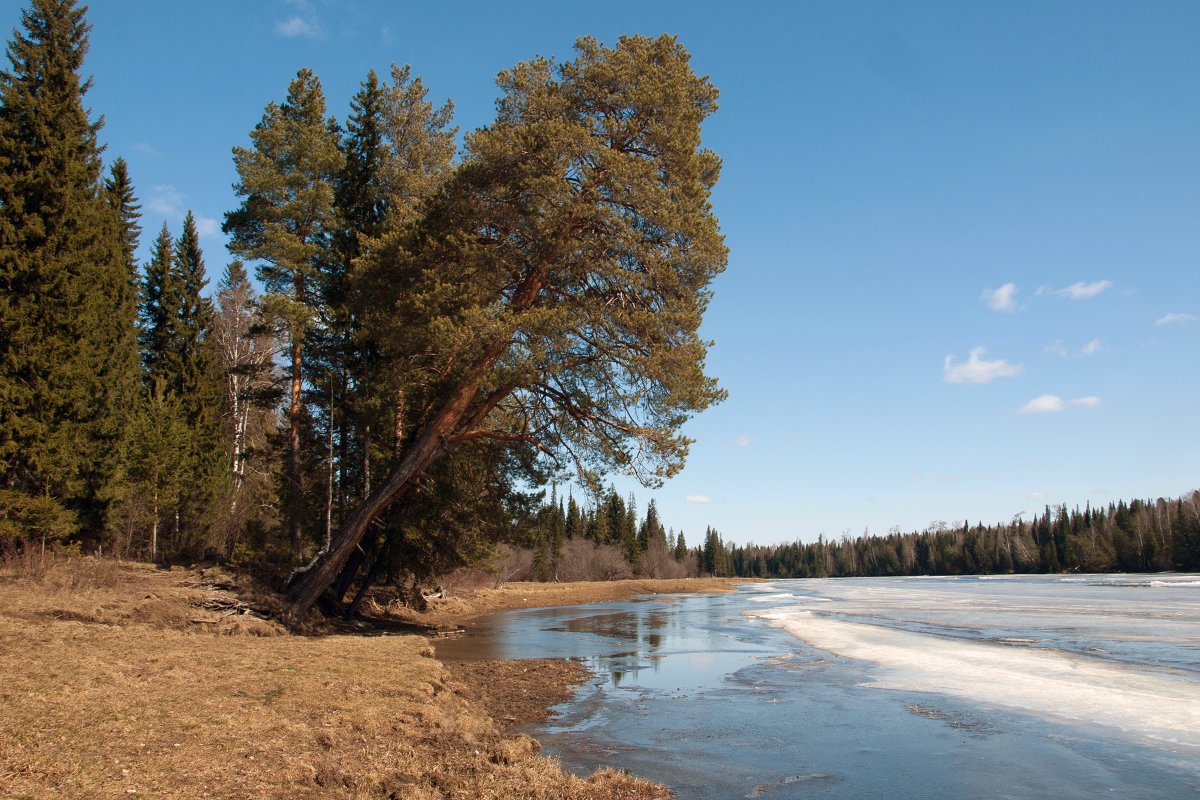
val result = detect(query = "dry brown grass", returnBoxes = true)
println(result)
[0,558,670,799]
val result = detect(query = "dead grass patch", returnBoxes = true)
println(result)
[0,559,670,799]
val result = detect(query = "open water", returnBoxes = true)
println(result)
[435,575,1200,799]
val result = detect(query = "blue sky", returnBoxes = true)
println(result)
[11,0,1197,546]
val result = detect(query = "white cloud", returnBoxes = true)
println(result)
[1046,280,1112,300]
[133,142,159,157]
[194,215,221,238]
[1156,312,1195,326]
[943,347,1024,384]
[1019,394,1066,414]
[276,16,321,38]
[1019,394,1101,413]
[1029,491,1048,500]
[733,435,753,447]
[981,283,1018,312]
[1082,338,1102,355]
[147,184,182,215]
[909,474,922,482]
[1045,340,1068,357]
[685,494,712,504]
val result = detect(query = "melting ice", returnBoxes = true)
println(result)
[746,574,1200,749]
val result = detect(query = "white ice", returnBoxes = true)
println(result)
[747,575,1200,750]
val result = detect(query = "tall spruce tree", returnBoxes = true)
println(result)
[331,66,457,514]
[140,222,180,388]
[171,212,223,548]
[323,70,388,520]
[0,0,135,537]
[224,68,344,558]
[104,157,141,285]
[173,211,221,420]
[99,157,146,543]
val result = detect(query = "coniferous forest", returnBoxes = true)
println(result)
[0,0,730,619]
[1,1,1196,621]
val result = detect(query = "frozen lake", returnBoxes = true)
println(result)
[436,575,1200,798]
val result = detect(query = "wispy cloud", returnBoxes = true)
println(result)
[733,435,753,447]
[1029,490,1048,500]
[1082,338,1102,355]
[981,283,1018,312]
[1019,394,1101,414]
[943,347,1024,384]
[1045,340,1068,358]
[276,15,321,38]
[1039,280,1113,300]
[685,494,712,504]
[147,184,182,216]
[1156,312,1195,326]
[133,142,159,157]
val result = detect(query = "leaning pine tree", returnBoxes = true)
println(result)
[287,35,727,620]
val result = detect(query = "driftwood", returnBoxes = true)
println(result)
[190,591,271,622]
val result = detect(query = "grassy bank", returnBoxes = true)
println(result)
[0,558,744,798]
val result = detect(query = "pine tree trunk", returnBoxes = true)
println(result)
[289,332,303,558]
[287,348,503,620]
[325,375,334,550]
[362,422,370,496]
[344,552,386,621]
[393,387,404,461]
[151,486,159,563]
[285,409,450,621]
[285,272,544,622]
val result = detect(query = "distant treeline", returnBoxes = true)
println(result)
[512,489,1200,582]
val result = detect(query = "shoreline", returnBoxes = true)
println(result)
[368,575,752,629]
[0,558,745,798]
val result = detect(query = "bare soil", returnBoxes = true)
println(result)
[0,558,745,798]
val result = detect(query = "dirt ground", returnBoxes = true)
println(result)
[0,558,746,799]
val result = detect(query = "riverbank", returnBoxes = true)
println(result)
[377,576,750,628]
[0,558,741,798]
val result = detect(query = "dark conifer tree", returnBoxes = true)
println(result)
[140,222,180,388]
[104,157,141,285]
[674,530,688,562]
[0,0,136,537]
[170,213,223,549]
[173,211,220,415]
[325,70,389,514]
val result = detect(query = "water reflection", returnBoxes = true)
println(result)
[434,592,772,693]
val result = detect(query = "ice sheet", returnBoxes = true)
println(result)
[749,574,1200,749]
